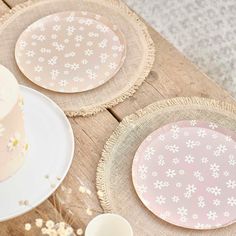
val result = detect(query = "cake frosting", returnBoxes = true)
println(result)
[0,65,27,181]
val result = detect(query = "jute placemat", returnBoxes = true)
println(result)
[0,0,154,117]
[96,97,236,236]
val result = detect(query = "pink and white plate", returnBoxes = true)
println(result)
[132,120,236,229]
[15,11,126,93]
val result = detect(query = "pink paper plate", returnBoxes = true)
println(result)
[132,120,236,229]
[15,11,126,93]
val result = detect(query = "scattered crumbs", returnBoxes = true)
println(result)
[65,226,74,234]
[18,200,24,206]
[41,227,48,234]
[68,210,74,215]
[97,190,104,197]
[61,185,66,192]
[79,186,86,193]
[25,143,29,151]
[24,200,29,206]
[35,218,43,228]
[86,189,91,195]
[86,208,92,216]
[58,222,66,228]
[24,223,31,231]
[46,220,55,229]
[76,228,83,235]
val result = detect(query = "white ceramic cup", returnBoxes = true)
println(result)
[85,213,133,236]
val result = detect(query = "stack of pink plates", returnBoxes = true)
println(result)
[132,120,236,229]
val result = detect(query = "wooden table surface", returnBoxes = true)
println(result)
[0,0,235,235]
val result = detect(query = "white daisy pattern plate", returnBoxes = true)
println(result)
[132,120,236,229]
[15,11,126,93]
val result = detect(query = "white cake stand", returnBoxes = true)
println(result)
[0,86,74,221]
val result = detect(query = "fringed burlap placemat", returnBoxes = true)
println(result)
[96,97,236,236]
[0,0,154,116]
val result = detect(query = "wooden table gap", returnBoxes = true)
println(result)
[2,0,10,8]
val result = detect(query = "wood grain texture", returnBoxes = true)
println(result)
[3,0,25,7]
[109,26,234,119]
[54,113,119,229]
[0,1,9,15]
[0,0,235,235]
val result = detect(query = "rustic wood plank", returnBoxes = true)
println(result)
[50,112,119,230]
[110,25,234,119]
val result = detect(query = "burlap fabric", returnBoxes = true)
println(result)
[97,97,236,236]
[0,0,155,116]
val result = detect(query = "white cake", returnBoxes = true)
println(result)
[0,65,28,181]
